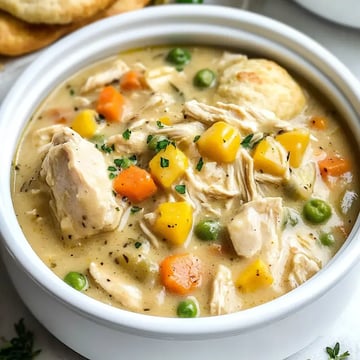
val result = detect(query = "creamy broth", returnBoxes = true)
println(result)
[12,46,359,317]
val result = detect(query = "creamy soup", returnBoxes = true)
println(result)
[12,46,359,317]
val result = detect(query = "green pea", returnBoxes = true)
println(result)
[320,232,335,246]
[166,48,191,66]
[177,298,198,318]
[303,199,332,224]
[193,69,216,88]
[64,271,88,291]
[194,219,221,241]
[176,0,203,3]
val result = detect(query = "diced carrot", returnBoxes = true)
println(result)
[113,165,157,203]
[160,253,202,295]
[318,156,351,178]
[309,115,328,130]
[96,86,124,122]
[120,70,146,91]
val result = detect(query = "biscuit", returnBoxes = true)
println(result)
[0,0,150,56]
[216,57,306,120]
[0,0,116,24]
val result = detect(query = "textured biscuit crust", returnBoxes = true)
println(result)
[217,58,306,120]
[0,0,116,24]
[0,0,150,56]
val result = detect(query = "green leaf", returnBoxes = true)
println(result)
[160,157,169,168]
[0,319,41,359]
[196,157,204,171]
[122,129,132,140]
[175,184,186,194]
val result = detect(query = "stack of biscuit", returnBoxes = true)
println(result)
[0,0,150,56]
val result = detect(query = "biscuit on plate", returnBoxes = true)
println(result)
[0,0,150,56]
[0,0,116,24]
[216,57,306,120]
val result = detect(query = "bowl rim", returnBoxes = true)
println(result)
[1,4,360,339]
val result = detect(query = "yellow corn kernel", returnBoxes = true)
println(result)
[149,144,188,188]
[152,201,193,245]
[236,259,273,292]
[253,137,287,176]
[276,129,310,168]
[71,110,98,138]
[158,116,171,125]
[197,121,241,163]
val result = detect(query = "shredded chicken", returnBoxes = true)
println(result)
[210,264,242,315]
[157,121,206,146]
[88,262,142,311]
[40,127,122,240]
[227,197,283,258]
[287,251,321,289]
[185,151,258,202]
[80,59,130,93]
[183,100,293,134]
[33,124,65,150]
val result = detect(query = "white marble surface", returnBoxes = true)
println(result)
[0,0,360,359]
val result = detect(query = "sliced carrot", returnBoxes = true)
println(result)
[120,70,146,91]
[113,165,157,203]
[318,156,351,178]
[96,85,124,122]
[160,253,202,295]
[309,115,328,130]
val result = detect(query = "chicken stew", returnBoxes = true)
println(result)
[12,46,359,317]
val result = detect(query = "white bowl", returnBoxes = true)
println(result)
[294,0,360,28]
[1,5,360,360]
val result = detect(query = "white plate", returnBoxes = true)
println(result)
[293,0,360,28]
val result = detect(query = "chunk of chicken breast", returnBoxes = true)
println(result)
[89,262,142,311]
[80,59,130,93]
[40,127,121,240]
[227,197,283,258]
[210,264,242,315]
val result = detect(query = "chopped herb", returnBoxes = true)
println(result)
[169,82,185,98]
[122,129,132,140]
[326,342,350,360]
[241,133,263,149]
[160,157,170,168]
[175,184,186,194]
[134,241,142,249]
[98,143,115,154]
[156,139,171,152]
[0,318,41,359]
[114,156,137,169]
[146,134,154,144]
[241,134,254,148]
[130,206,142,214]
[196,157,204,171]
[69,88,75,96]
[128,154,137,162]
[156,120,165,128]
[109,172,116,180]
[193,135,201,143]
[107,166,117,172]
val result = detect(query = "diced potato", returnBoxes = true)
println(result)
[197,121,241,163]
[253,137,287,177]
[283,162,316,200]
[71,109,98,138]
[149,144,188,188]
[152,201,193,245]
[276,129,310,168]
[236,258,273,292]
